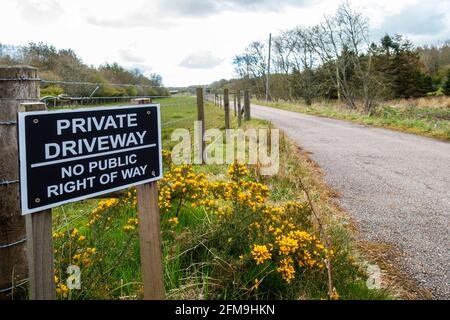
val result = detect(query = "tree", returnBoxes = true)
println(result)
[288,27,320,105]
[233,41,268,98]
[373,34,433,98]
[271,31,295,100]
[444,69,450,96]
[0,42,167,97]
[309,2,378,110]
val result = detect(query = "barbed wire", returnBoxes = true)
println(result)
[0,279,29,294]
[0,77,166,88]
[0,77,40,81]
[0,179,19,186]
[0,120,17,125]
[0,238,27,249]
[41,79,164,88]
[42,95,170,101]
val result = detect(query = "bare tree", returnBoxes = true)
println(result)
[337,2,377,112]
[271,31,296,100]
[233,41,268,98]
[233,2,384,110]
[310,2,379,111]
[289,27,320,105]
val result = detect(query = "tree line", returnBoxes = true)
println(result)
[218,3,450,113]
[0,42,169,97]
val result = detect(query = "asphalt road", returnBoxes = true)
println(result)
[250,103,450,299]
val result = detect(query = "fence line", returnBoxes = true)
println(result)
[199,87,250,127]
[42,95,170,101]
[0,279,29,294]
[41,95,171,108]
[41,79,164,88]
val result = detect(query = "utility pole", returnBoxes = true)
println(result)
[266,33,272,101]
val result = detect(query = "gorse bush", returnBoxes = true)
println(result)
[52,150,336,300]
[53,196,141,299]
[158,159,331,298]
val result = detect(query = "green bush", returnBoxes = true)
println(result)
[445,70,450,96]
[427,87,445,97]
[40,85,64,97]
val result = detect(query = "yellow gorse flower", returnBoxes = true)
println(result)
[70,228,79,238]
[251,244,272,265]
[168,217,179,225]
[56,282,69,298]
[277,257,296,283]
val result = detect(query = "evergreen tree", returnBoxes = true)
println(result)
[374,34,432,98]
[445,69,450,96]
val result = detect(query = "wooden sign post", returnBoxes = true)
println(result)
[131,99,164,300]
[136,182,164,299]
[20,102,55,300]
[17,100,164,300]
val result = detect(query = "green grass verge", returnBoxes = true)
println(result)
[253,99,450,141]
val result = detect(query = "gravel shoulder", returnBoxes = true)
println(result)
[251,103,450,299]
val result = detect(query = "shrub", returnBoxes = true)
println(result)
[40,85,64,97]
[445,70,450,96]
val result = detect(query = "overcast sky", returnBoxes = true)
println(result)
[1,0,450,87]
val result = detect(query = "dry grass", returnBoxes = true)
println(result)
[357,241,433,300]
[266,96,450,112]
[256,97,450,141]
[388,96,450,109]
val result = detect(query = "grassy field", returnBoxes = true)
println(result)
[253,97,450,141]
[50,96,392,300]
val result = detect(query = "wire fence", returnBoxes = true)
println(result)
[42,95,171,108]
[39,78,172,107]
[0,77,172,107]
[41,79,163,88]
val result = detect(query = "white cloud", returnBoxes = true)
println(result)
[1,0,450,86]
[373,0,450,44]
[119,49,146,63]
[179,51,224,69]
[160,0,313,17]
[15,0,64,24]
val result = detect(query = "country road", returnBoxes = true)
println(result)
[250,103,450,299]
